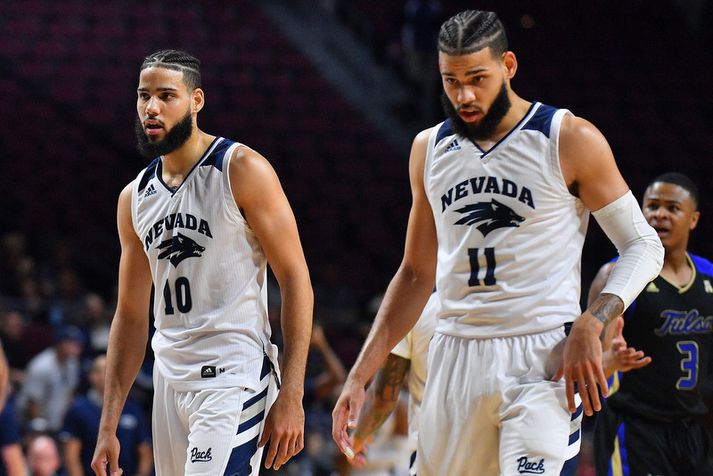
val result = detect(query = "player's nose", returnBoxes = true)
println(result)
[144,96,160,116]
[457,85,476,104]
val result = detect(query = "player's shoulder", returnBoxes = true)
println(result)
[690,253,713,277]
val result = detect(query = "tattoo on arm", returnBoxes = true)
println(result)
[588,293,624,326]
[352,354,410,442]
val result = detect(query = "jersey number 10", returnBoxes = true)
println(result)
[163,277,193,314]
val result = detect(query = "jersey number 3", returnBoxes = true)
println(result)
[676,340,699,390]
[468,248,497,287]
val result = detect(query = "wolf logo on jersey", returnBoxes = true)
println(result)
[157,232,205,267]
[454,198,525,236]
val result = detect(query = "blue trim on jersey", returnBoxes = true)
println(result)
[223,435,259,476]
[237,410,265,435]
[690,253,713,278]
[474,102,538,157]
[570,404,583,421]
[568,428,581,445]
[260,356,271,380]
[615,421,630,476]
[242,387,268,410]
[521,103,558,138]
[137,158,160,195]
[435,119,455,147]
[201,138,235,171]
[560,454,579,476]
[156,137,220,196]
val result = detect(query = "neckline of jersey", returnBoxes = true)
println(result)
[472,101,539,158]
[658,252,697,294]
[156,137,222,197]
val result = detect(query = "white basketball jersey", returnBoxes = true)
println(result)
[390,292,438,450]
[424,103,589,338]
[131,137,278,391]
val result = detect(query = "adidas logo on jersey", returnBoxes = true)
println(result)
[201,365,217,378]
[646,282,660,293]
[704,280,713,294]
[445,138,461,152]
[144,184,157,198]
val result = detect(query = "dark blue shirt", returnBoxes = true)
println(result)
[59,394,150,475]
[0,395,22,476]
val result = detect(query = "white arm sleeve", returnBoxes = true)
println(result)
[592,190,664,309]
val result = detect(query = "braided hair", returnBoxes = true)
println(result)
[437,10,508,57]
[141,49,201,90]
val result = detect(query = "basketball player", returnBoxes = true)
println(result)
[590,172,713,476]
[91,50,313,476]
[333,10,664,475]
[347,292,438,475]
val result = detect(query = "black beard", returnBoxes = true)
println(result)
[135,110,193,158]
[441,81,512,143]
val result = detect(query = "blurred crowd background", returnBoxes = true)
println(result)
[1,1,712,475]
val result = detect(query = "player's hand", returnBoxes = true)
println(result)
[346,434,374,467]
[555,312,609,416]
[331,378,366,460]
[601,316,652,375]
[259,389,304,471]
[91,433,123,476]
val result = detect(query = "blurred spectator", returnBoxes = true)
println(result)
[0,395,28,476]
[59,355,152,476]
[26,435,64,476]
[0,311,31,387]
[17,326,83,432]
[401,0,443,120]
[47,270,85,327]
[0,233,28,297]
[79,294,111,359]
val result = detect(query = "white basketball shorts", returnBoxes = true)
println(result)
[418,327,582,476]
[152,356,278,476]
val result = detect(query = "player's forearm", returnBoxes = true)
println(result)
[349,267,433,386]
[352,386,400,447]
[278,275,314,395]
[584,293,624,329]
[352,354,409,447]
[99,314,148,433]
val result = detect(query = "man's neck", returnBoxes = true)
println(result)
[477,95,531,149]
[161,130,215,188]
[162,129,213,175]
[660,246,692,286]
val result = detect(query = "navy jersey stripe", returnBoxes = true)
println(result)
[137,158,160,195]
[521,103,558,138]
[435,119,455,147]
[201,138,235,171]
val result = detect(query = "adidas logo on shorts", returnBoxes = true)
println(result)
[201,365,217,378]
[144,183,157,198]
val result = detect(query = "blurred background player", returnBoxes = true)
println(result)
[590,172,713,476]
[60,355,152,476]
[347,292,437,475]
